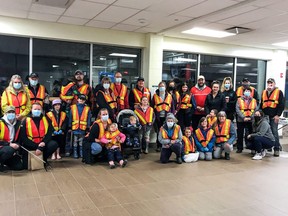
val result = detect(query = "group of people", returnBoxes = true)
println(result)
[0,70,285,171]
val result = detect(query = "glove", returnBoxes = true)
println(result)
[58,130,63,134]
[53,131,58,135]
[204,147,209,152]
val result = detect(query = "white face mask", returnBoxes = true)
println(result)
[167,122,174,128]
[103,83,110,89]
[115,78,122,83]
[159,87,165,92]
[101,115,109,121]
[29,79,38,86]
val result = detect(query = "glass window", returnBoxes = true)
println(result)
[200,55,234,87]
[92,45,141,90]
[162,51,198,88]
[33,39,90,96]
[285,62,288,115]
[0,35,29,94]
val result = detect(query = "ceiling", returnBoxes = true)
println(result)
[1,0,288,50]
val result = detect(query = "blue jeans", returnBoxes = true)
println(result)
[269,117,280,151]
[107,148,123,162]
[251,136,275,153]
[91,142,102,155]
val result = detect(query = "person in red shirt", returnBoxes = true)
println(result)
[190,75,211,130]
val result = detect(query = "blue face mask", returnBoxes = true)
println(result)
[244,91,251,97]
[224,84,230,89]
[32,110,42,117]
[29,79,38,86]
[6,113,16,121]
[159,87,165,92]
[101,115,109,121]
[13,83,21,89]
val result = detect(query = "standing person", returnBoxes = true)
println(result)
[256,78,285,157]
[221,77,237,121]
[1,74,31,120]
[46,99,68,159]
[110,72,129,114]
[176,82,196,131]
[69,94,91,158]
[0,106,23,172]
[129,77,151,110]
[158,113,183,164]
[26,72,50,112]
[194,117,215,161]
[204,80,226,115]
[213,111,237,160]
[151,81,174,152]
[247,111,275,160]
[167,80,180,112]
[235,87,258,153]
[134,96,155,154]
[20,103,58,170]
[236,78,259,102]
[181,127,199,163]
[190,75,211,130]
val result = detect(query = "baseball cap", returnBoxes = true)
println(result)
[52,99,62,106]
[267,78,275,83]
[74,70,84,75]
[29,72,39,78]
[4,105,16,113]
[242,78,249,82]
[197,75,205,80]
[137,77,144,82]
[78,94,86,100]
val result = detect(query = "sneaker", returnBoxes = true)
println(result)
[110,164,116,169]
[274,150,280,157]
[121,160,127,168]
[236,149,242,153]
[252,153,262,160]
[176,157,182,164]
[261,149,267,158]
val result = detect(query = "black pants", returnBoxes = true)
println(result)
[0,146,23,170]
[192,114,205,131]
[237,121,253,150]
[251,136,275,153]
[107,148,123,162]
[155,117,166,149]
[177,109,192,131]
[160,143,181,163]
[52,134,66,154]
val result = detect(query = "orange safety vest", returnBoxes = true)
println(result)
[182,136,196,154]
[5,90,28,115]
[161,125,181,140]
[153,93,172,112]
[132,88,150,105]
[0,120,20,143]
[194,128,214,147]
[207,117,217,128]
[175,91,180,106]
[97,90,117,109]
[28,85,46,106]
[236,86,255,98]
[46,111,66,131]
[86,119,112,139]
[238,97,257,117]
[60,82,75,101]
[134,107,154,125]
[110,83,128,107]
[105,130,121,149]
[179,94,192,109]
[26,116,49,144]
[214,119,231,144]
[71,104,90,131]
[262,88,280,109]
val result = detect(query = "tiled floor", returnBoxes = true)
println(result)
[1,147,288,216]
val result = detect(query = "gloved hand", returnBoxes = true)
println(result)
[204,147,209,152]
[58,130,63,134]
[53,131,58,135]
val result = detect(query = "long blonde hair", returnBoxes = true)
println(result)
[8,74,26,92]
[220,77,233,92]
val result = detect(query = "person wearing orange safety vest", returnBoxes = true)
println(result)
[207,109,218,128]
[194,117,216,161]
[181,127,199,163]
[110,72,129,114]
[134,96,155,154]
[129,77,151,110]
[213,111,236,160]
[236,77,259,103]
[26,72,49,112]
[158,113,183,164]
[255,78,285,157]
[46,99,68,160]
[68,94,91,159]
[96,77,117,122]
[151,81,174,152]
[20,103,57,170]
[235,87,259,153]
[1,74,31,121]
[0,106,23,172]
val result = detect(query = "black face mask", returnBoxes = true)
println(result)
[254,116,261,122]
[168,86,175,91]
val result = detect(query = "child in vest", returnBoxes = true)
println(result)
[100,123,127,169]
[125,116,141,148]
[68,94,91,159]
[207,109,218,128]
[182,127,199,163]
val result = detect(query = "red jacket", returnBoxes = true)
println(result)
[190,85,211,115]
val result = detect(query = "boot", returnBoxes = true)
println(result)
[73,147,78,159]
[144,142,149,154]
[225,153,230,160]
[79,146,83,158]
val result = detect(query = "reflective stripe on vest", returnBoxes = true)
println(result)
[180,94,192,109]
[236,86,255,98]
[26,117,49,144]
[182,136,196,154]
[195,128,214,147]
[238,98,257,117]
[86,119,112,139]
[132,88,150,105]
[262,88,280,109]
[105,130,121,149]
[60,82,75,100]
[110,83,128,106]
[134,107,153,125]
[161,125,181,140]
[98,90,117,109]
[207,117,217,128]
[46,111,66,131]
[0,121,10,142]
[28,85,45,106]
[214,119,231,144]
[71,105,90,131]
[5,90,27,115]
[153,93,172,112]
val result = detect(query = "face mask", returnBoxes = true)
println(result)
[32,110,42,117]
[159,87,165,92]
[101,115,109,121]
[167,122,174,128]
[6,113,16,121]
[224,84,230,89]
[115,78,122,83]
[13,83,21,89]
[244,91,251,97]
[29,79,38,86]
[103,83,110,89]
[254,116,261,122]
[168,86,175,91]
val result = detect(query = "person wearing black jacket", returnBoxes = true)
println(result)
[20,103,58,169]
[128,77,151,110]
[220,77,237,121]
[0,106,23,172]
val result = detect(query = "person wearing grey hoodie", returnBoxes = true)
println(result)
[247,111,275,160]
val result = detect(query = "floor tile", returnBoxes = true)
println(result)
[87,189,119,207]
[0,200,15,216]
[108,187,139,204]
[15,183,39,200]
[15,198,44,216]
[64,192,95,211]
[36,181,62,196]
[99,205,131,216]
[41,195,71,215]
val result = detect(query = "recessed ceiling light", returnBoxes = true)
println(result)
[182,27,236,38]
[272,41,288,47]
